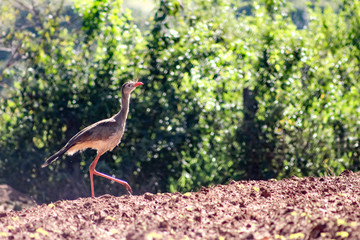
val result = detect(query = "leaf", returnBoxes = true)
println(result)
[13,81,21,90]
[30,233,40,239]
[337,219,346,226]
[183,192,191,197]
[106,216,115,221]
[289,232,304,239]
[290,211,297,216]
[26,13,33,21]
[274,235,285,239]
[145,232,163,239]
[109,229,119,234]
[336,231,349,238]
[185,206,193,211]
[36,228,49,236]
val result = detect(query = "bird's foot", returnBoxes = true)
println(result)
[126,185,133,195]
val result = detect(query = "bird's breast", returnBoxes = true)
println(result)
[96,129,124,154]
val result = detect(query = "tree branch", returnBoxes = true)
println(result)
[0,42,22,81]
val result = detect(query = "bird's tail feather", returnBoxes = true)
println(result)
[41,147,67,168]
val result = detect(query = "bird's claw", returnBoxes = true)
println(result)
[126,186,133,195]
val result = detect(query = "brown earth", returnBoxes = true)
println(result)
[0,185,36,212]
[0,170,360,239]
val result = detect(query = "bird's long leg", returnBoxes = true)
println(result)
[89,153,101,197]
[89,153,133,197]
[93,170,133,195]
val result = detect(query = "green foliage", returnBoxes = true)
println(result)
[0,0,145,201]
[1,0,360,202]
[128,0,243,193]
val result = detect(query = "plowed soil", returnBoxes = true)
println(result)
[1,170,360,239]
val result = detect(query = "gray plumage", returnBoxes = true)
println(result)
[42,81,143,196]
[41,119,122,167]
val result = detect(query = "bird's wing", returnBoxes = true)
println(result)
[64,118,121,147]
[43,118,123,167]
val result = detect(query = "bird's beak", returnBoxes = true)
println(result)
[134,82,143,87]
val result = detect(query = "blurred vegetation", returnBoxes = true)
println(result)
[1,0,360,203]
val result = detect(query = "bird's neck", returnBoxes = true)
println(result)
[114,93,130,123]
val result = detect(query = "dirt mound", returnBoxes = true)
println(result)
[0,185,36,212]
[1,171,360,239]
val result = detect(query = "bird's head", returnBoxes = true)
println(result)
[122,81,143,95]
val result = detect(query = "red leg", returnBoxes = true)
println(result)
[89,154,101,197]
[93,170,133,195]
[89,153,133,197]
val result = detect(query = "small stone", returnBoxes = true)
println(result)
[83,202,92,209]
[340,169,353,177]
[260,188,271,198]
[144,193,155,201]
[99,194,112,199]
[159,220,168,228]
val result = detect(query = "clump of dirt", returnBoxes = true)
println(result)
[0,185,36,212]
[0,170,360,239]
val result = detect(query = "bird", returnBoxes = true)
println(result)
[42,81,143,197]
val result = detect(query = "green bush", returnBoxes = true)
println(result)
[1,0,360,202]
